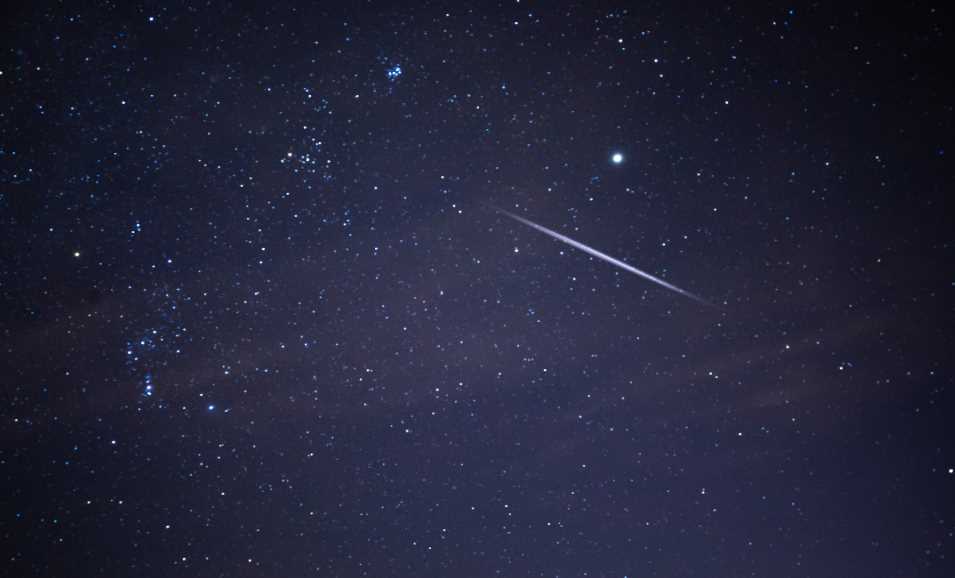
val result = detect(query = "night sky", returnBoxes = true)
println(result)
[2,2,953,577]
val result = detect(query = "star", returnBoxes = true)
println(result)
[611,152,624,164]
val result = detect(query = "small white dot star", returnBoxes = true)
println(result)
[611,152,624,164]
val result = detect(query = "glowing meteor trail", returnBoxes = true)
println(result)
[494,206,710,305]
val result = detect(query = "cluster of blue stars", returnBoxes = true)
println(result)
[143,372,154,397]
[123,288,192,403]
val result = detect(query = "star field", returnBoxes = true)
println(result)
[1,2,953,577]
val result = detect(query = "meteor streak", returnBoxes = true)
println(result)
[494,206,710,305]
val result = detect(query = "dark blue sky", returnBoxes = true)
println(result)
[2,2,952,576]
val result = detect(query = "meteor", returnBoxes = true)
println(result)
[494,206,710,305]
